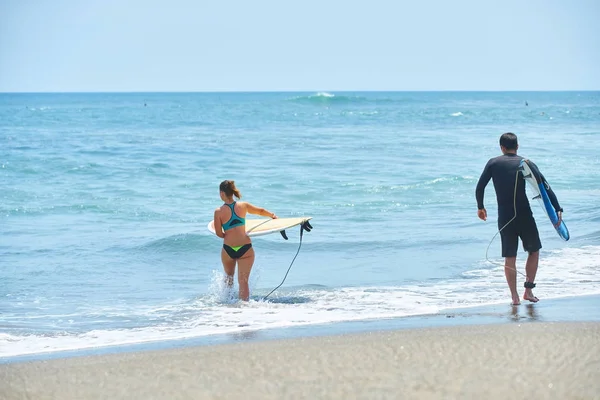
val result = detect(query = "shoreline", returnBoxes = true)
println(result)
[3,293,600,365]
[1,321,599,399]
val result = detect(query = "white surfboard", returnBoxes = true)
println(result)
[207,217,312,237]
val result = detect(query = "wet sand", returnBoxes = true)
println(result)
[1,322,599,399]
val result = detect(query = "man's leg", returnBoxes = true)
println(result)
[524,251,539,302]
[504,256,520,305]
[500,222,520,305]
[521,213,542,303]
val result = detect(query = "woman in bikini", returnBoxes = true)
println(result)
[213,180,277,301]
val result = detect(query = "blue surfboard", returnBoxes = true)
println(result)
[519,159,569,241]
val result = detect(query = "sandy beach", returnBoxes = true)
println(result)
[1,321,599,400]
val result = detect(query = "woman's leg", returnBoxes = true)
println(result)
[236,247,255,301]
[221,248,236,288]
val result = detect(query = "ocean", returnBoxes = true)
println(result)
[1,91,599,359]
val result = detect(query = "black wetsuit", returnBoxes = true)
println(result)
[476,153,562,257]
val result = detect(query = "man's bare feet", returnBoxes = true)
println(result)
[511,294,521,306]
[523,289,539,303]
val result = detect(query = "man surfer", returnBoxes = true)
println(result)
[475,133,563,305]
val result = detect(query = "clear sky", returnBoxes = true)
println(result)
[1,0,598,92]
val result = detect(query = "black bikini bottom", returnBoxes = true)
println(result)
[223,243,252,259]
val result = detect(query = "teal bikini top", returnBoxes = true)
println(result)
[222,202,245,231]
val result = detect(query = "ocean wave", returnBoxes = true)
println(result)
[3,244,599,359]
[0,285,440,358]
[586,209,600,223]
[576,231,600,242]
[135,233,214,254]
[340,110,380,116]
[288,92,372,105]
[468,245,600,290]
[367,175,478,193]
[0,203,115,217]
[0,201,169,218]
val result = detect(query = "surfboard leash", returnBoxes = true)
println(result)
[262,220,313,301]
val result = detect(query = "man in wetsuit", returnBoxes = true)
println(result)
[475,132,563,305]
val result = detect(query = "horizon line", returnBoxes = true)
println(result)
[1,89,599,94]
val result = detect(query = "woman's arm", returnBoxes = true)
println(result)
[213,209,225,238]
[244,202,277,219]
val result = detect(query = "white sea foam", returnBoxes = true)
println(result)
[2,245,599,359]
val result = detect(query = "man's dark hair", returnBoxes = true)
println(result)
[499,132,518,150]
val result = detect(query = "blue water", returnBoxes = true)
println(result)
[2,91,600,358]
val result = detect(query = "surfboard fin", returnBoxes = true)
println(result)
[279,220,313,240]
[301,220,313,232]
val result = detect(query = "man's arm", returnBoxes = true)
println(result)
[541,173,563,227]
[527,159,563,227]
[529,160,563,213]
[475,160,493,210]
[541,174,563,213]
